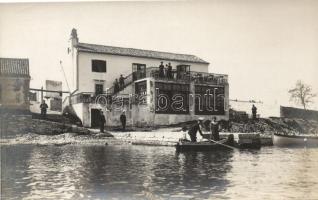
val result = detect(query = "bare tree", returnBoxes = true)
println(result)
[288,80,316,110]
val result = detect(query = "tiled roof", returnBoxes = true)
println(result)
[76,43,209,64]
[0,58,30,77]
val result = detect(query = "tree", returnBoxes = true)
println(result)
[288,80,316,110]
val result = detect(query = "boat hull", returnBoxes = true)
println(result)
[273,133,318,147]
[175,138,233,152]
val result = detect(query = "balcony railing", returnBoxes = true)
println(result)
[134,67,228,85]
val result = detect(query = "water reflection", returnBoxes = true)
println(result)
[1,145,318,200]
[1,145,233,199]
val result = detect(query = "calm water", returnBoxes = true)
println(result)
[1,144,318,200]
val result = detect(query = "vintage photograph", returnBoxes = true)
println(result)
[0,0,318,199]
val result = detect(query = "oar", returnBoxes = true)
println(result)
[209,138,238,150]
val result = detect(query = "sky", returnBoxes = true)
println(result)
[0,0,317,115]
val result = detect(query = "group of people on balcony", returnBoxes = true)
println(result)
[113,74,126,94]
[158,62,174,79]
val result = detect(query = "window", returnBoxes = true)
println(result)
[92,60,106,72]
[95,84,104,95]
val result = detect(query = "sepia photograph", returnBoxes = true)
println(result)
[0,0,318,199]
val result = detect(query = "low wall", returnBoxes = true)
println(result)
[280,106,318,121]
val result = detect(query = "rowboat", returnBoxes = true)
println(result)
[273,133,318,147]
[175,135,235,152]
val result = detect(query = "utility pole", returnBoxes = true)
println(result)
[41,86,43,102]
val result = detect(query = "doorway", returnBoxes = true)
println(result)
[132,63,146,80]
[91,109,101,128]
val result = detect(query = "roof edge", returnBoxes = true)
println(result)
[76,42,210,64]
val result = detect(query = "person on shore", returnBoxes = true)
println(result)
[120,110,127,131]
[188,117,204,142]
[40,100,48,118]
[252,104,257,120]
[210,117,220,141]
[119,74,125,90]
[159,62,165,78]
[114,79,120,93]
[100,110,106,133]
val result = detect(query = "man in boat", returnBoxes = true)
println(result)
[188,117,204,142]
[210,117,220,141]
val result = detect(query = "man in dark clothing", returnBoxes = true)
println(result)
[188,118,204,142]
[252,104,257,120]
[167,62,173,79]
[120,110,127,131]
[210,117,220,141]
[40,100,48,118]
[100,111,106,133]
[114,79,120,93]
[119,74,125,90]
[159,62,165,78]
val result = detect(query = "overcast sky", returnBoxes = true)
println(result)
[0,0,317,112]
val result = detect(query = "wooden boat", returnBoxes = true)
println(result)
[176,135,235,152]
[273,133,318,147]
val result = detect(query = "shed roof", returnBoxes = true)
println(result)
[0,58,30,77]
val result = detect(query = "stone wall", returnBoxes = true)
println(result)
[280,106,318,121]
[0,76,30,110]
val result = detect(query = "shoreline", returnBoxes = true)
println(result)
[1,115,317,147]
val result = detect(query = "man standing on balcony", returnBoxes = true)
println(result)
[167,62,173,79]
[100,110,106,133]
[159,61,165,78]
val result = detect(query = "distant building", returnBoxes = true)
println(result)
[0,58,30,111]
[64,29,229,127]
[46,80,62,111]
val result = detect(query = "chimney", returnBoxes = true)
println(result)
[70,28,78,47]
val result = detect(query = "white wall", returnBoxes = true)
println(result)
[77,52,209,93]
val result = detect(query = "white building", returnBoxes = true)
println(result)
[64,29,229,128]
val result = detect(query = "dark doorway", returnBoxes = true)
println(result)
[176,65,190,80]
[132,63,146,80]
[91,109,101,128]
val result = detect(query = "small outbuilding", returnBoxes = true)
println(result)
[0,58,31,112]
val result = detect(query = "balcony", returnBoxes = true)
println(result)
[133,67,228,85]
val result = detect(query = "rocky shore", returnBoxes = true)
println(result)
[225,117,318,136]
